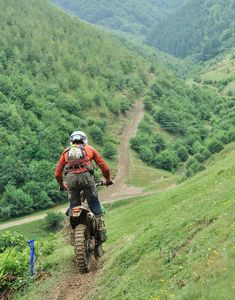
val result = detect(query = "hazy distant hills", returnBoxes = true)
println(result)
[148,0,235,61]
[51,0,185,37]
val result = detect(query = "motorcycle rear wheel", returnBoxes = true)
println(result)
[74,224,92,273]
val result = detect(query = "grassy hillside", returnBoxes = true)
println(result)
[87,142,235,300]
[198,49,235,97]
[51,0,185,37]
[12,143,235,300]
[0,0,151,220]
[148,0,235,61]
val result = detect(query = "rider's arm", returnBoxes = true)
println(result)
[54,154,66,187]
[92,148,111,180]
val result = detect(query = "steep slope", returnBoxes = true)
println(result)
[87,143,235,300]
[51,0,185,37]
[0,0,151,220]
[148,0,235,61]
[12,143,235,300]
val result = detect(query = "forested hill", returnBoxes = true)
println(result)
[0,0,150,220]
[148,0,235,61]
[51,0,185,37]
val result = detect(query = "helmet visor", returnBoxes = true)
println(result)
[71,134,83,141]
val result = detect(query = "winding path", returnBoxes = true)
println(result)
[45,100,147,300]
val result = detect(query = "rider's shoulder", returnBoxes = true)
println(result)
[85,144,95,153]
[62,147,71,155]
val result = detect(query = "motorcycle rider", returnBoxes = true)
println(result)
[54,130,113,242]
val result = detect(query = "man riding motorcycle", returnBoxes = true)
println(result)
[54,130,113,242]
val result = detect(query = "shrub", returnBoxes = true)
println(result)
[194,153,204,163]
[45,212,64,230]
[154,135,166,153]
[1,185,33,220]
[102,141,117,159]
[186,161,205,177]
[154,150,179,171]
[89,125,103,145]
[207,139,224,154]
[176,146,189,161]
[228,127,235,142]
[139,145,154,164]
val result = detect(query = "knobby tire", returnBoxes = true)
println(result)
[74,224,91,273]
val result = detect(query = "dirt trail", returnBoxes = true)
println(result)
[46,100,147,300]
[100,100,145,202]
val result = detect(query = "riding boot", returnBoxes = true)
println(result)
[95,214,107,243]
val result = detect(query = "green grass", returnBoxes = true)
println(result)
[200,49,235,96]
[128,150,175,192]
[86,142,235,299]
[1,220,49,241]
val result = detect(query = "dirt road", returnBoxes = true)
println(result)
[100,99,145,202]
[47,100,147,300]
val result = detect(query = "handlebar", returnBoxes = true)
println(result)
[60,179,113,191]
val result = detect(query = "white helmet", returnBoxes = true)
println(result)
[70,131,88,145]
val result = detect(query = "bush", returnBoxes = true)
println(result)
[154,150,179,171]
[102,141,117,159]
[186,161,205,177]
[89,125,103,145]
[228,127,235,142]
[194,153,204,163]
[45,212,64,230]
[176,145,189,161]
[154,135,166,153]
[207,139,224,154]
[139,145,154,164]
[1,185,33,220]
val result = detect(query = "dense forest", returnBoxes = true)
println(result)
[51,0,185,37]
[0,0,151,220]
[148,0,235,61]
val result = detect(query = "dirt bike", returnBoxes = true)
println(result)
[67,180,106,273]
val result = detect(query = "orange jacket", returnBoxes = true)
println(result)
[55,144,110,186]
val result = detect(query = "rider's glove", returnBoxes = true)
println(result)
[105,179,113,186]
[59,184,66,191]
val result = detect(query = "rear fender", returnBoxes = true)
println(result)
[70,206,90,229]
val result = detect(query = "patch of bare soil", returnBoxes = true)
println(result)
[48,258,100,300]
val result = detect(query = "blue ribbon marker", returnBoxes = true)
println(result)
[27,239,35,276]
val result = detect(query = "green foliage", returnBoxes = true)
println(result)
[102,141,117,160]
[0,0,150,220]
[132,68,234,176]
[45,212,64,230]
[148,0,235,61]
[51,0,184,37]
[154,150,179,172]
[0,232,26,253]
[207,139,224,154]
[0,232,57,292]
